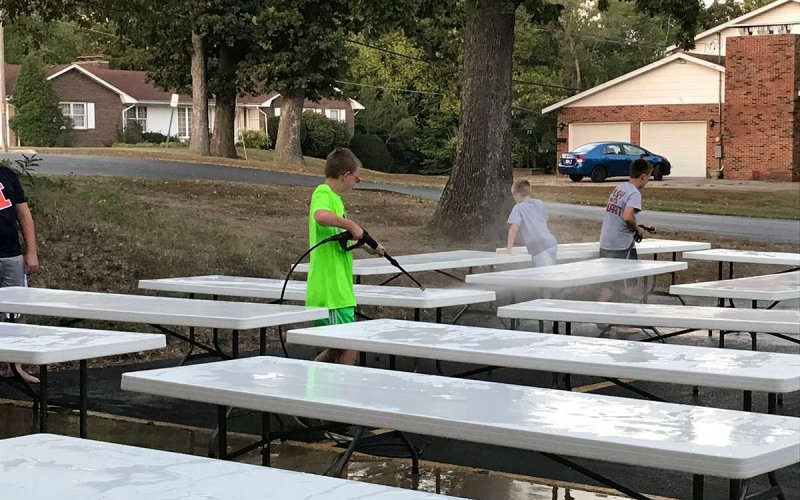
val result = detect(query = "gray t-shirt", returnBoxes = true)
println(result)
[600,182,642,251]
[507,198,558,256]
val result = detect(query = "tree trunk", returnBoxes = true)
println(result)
[274,94,305,166]
[432,0,516,242]
[210,46,238,158]
[188,31,210,156]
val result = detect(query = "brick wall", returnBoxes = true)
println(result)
[51,70,123,147]
[556,104,719,171]
[795,37,800,182]
[724,34,799,181]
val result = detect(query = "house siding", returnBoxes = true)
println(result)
[723,34,799,181]
[556,104,719,173]
[51,71,123,147]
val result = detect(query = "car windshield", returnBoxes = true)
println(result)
[572,143,601,154]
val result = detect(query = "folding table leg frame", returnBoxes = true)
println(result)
[214,407,420,476]
[8,360,90,438]
[542,453,786,500]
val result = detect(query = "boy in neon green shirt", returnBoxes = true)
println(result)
[306,148,385,365]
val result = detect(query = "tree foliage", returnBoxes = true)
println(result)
[8,55,72,146]
[239,0,355,165]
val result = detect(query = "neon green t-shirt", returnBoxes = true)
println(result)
[305,183,355,309]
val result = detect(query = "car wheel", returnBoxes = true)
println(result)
[590,166,607,183]
[653,165,664,181]
[568,174,584,182]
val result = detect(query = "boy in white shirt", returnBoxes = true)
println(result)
[499,180,558,267]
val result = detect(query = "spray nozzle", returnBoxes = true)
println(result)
[338,230,378,252]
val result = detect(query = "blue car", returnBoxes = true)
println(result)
[558,142,671,183]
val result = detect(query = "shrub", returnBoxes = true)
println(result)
[121,120,144,144]
[9,55,72,147]
[142,132,170,144]
[240,130,270,150]
[300,111,349,159]
[349,134,393,173]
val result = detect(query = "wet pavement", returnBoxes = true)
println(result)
[0,313,798,499]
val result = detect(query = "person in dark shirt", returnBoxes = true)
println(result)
[0,165,40,383]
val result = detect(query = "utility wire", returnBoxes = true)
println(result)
[335,79,543,113]
[343,38,581,92]
[530,26,667,49]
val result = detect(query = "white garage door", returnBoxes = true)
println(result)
[640,122,707,177]
[568,122,631,151]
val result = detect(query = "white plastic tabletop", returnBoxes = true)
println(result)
[121,356,800,479]
[288,319,800,393]
[0,287,327,330]
[497,239,711,262]
[670,272,800,301]
[294,250,532,276]
[0,434,455,500]
[139,275,496,309]
[464,258,687,288]
[682,249,800,267]
[0,323,165,365]
[497,299,800,336]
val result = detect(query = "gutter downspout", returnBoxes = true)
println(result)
[122,104,136,132]
[258,108,270,144]
[717,32,723,173]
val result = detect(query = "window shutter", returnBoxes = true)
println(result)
[87,103,96,129]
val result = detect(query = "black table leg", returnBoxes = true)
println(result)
[218,405,228,460]
[80,360,88,438]
[39,365,48,433]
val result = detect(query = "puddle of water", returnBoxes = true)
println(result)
[0,403,639,500]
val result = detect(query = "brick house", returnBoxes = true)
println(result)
[543,0,800,181]
[2,59,363,147]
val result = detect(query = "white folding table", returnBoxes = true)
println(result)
[497,299,800,350]
[0,323,165,437]
[497,238,711,263]
[670,271,800,309]
[293,250,532,285]
[138,275,496,323]
[0,287,327,361]
[464,258,687,290]
[0,434,454,499]
[121,356,800,500]
[287,318,800,413]
[682,249,800,280]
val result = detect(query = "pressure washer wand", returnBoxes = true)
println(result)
[342,230,426,291]
[383,252,425,291]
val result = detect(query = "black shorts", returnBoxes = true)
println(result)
[599,245,638,260]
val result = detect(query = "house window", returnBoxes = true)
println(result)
[274,108,280,117]
[60,102,87,129]
[303,108,323,114]
[325,109,346,123]
[622,144,646,156]
[125,106,147,129]
[177,107,192,138]
[247,108,260,130]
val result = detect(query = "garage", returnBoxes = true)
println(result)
[640,121,707,177]
[568,122,630,151]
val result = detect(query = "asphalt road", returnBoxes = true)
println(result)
[3,152,799,245]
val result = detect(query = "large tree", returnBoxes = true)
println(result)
[240,0,354,166]
[430,0,704,242]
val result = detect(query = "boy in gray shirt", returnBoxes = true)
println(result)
[597,159,653,332]
[599,159,653,259]
[500,179,558,267]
